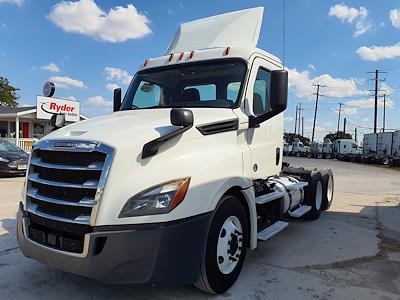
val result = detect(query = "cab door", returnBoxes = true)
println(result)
[245,57,283,179]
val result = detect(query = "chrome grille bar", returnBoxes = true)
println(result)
[30,157,104,171]
[27,188,96,207]
[27,203,91,225]
[28,173,99,189]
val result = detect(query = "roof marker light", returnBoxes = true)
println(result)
[143,59,148,67]
[168,54,174,62]
[178,52,184,61]
[189,51,195,59]
[224,47,231,56]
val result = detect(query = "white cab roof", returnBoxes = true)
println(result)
[166,7,264,53]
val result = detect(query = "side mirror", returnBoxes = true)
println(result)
[170,108,194,127]
[270,69,288,112]
[113,88,122,112]
[249,69,288,128]
[50,113,65,129]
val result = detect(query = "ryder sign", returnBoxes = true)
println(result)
[37,96,80,122]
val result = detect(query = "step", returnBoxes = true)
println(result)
[286,181,308,190]
[257,221,289,241]
[255,190,285,205]
[289,205,312,218]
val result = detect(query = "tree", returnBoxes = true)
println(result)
[324,131,352,142]
[0,76,19,107]
[284,132,310,146]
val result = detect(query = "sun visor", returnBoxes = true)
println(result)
[166,7,264,54]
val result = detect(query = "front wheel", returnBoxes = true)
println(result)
[195,195,248,294]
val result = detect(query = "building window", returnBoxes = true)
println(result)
[0,121,7,137]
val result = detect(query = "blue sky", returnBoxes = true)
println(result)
[0,0,399,141]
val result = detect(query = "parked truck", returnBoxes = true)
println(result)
[291,138,307,157]
[17,8,334,294]
[333,138,362,162]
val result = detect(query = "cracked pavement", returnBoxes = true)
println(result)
[0,158,399,299]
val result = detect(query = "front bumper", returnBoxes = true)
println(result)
[0,161,27,175]
[17,205,212,284]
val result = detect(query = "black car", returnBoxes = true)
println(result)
[0,140,29,176]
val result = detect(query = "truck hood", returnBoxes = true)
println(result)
[42,108,238,150]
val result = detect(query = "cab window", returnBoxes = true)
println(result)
[252,68,271,116]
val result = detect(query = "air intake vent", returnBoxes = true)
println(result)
[197,119,238,135]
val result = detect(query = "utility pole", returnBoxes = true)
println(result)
[294,105,298,135]
[368,70,386,133]
[337,102,343,133]
[301,116,304,137]
[355,127,357,143]
[383,93,386,132]
[343,117,347,135]
[298,102,302,136]
[311,83,326,142]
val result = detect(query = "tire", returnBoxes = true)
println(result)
[295,152,301,157]
[303,172,323,220]
[325,153,331,159]
[307,153,312,158]
[320,169,334,211]
[382,157,390,165]
[194,195,248,294]
[317,153,323,159]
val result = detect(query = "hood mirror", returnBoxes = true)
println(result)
[170,108,194,127]
[50,113,65,129]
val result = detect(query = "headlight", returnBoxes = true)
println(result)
[0,156,9,163]
[119,178,191,218]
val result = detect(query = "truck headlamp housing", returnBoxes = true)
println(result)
[119,178,191,218]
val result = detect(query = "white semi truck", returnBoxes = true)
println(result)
[17,8,334,294]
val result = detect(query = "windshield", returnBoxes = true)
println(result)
[120,59,247,110]
[0,141,22,152]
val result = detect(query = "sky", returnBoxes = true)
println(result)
[0,0,400,141]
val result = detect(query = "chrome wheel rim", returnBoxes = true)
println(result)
[217,216,243,274]
[315,181,322,210]
[327,176,333,203]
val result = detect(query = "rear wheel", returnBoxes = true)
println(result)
[295,152,301,157]
[325,153,331,159]
[303,172,323,220]
[320,169,334,210]
[382,157,390,165]
[317,153,323,159]
[195,195,248,294]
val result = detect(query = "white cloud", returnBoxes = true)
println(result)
[48,0,151,43]
[390,9,400,28]
[347,98,394,109]
[284,116,294,122]
[104,67,132,85]
[49,76,87,89]
[0,0,24,6]
[329,3,360,23]
[356,43,400,61]
[2,23,7,29]
[87,96,112,107]
[329,4,372,37]
[308,63,316,71]
[105,83,120,91]
[41,62,60,73]
[65,96,77,100]
[288,68,362,99]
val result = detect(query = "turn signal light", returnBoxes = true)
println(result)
[189,51,195,59]
[178,52,184,61]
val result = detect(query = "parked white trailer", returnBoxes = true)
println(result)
[17,8,334,294]
[363,132,399,165]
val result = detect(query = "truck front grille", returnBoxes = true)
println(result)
[25,140,114,254]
